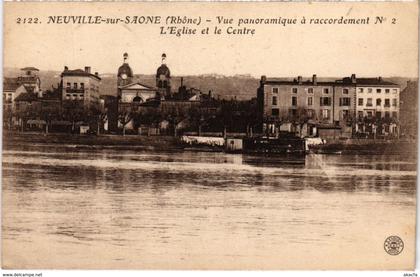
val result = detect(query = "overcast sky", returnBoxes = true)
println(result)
[4,2,418,78]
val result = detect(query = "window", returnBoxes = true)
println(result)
[376,88,381,93]
[66,82,71,89]
[272,87,279,94]
[358,98,364,106]
[74,83,78,89]
[80,83,85,90]
[292,96,297,106]
[376,111,382,119]
[366,98,373,107]
[343,88,349,94]
[341,110,350,119]
[322,109,330,119]
[358,111,364,118]
[385,111,390,119]
[340,97,351,106]
[323,88,329,94]
[292,87,298,94]
[367,111,373,118]
[384,99,390,107]
[307,109,315,118]
[392,98,397,107]
[320,97,331,106]
[376,99,381,106]
[272,96,277,106]
[308,97,313,106]
[368,88,372,93]
[271,108,279,116]
[308,88,314,94]
[385,89,390,94]
[393,89,398,94]
[358,88,363,93]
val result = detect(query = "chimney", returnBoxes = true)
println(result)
[298,76,302,85]
[85,66,91,73]
[260,75,267,85]
[378,76,382,82]
[180,77,184,87]
[64,66,68,71]
[95,72,99,77]
[312,74,317,85]
[208,90,212,98]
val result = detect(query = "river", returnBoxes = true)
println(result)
[2,143,417,269]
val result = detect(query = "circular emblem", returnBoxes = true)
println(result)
[384,236,404,255]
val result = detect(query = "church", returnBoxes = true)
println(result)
[117,52,171,104]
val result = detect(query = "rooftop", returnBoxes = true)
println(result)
[263,75,399,87]
[61,68,101,80]
[20,67,39,71]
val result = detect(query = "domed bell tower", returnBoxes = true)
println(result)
[117,53,134,98]
[156,53,171,99]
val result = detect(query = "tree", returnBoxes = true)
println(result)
[62,101,85,133]
[118,110,132,136]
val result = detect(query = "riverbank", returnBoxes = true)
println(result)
[310,138,417,155]
[3,131,417,155]
[3,131,181,151]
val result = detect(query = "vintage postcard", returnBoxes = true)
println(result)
[2,1,418,271]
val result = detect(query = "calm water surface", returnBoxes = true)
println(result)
[2,144,417,269]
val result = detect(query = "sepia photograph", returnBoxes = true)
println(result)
[1,1,419,272]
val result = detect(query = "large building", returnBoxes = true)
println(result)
[117,53,159,105]
[257,74,400,138]
[61,66,101,108]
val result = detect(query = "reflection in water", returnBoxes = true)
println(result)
[2,144,417,269]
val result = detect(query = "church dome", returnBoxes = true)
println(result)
[156,64,170,78]
[118,63,133,77]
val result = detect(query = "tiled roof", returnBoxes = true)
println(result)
[14,92,39,102]
[21,67,39,71]
[355,78,399,87]
[264,77,399,87]
[265,79,337,86]
[61,69,101,80]
[3,78,20,91]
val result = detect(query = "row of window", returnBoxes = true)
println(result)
[358,111,398,119]
[272,96,350,107]
[65,93,84,100]
[358,88,398,94]
[273,87,337,95]
[66,82,85,90]
[272,87,398,95]
[271,108,398,120]
[65,82,99,92]
[358,98,397,107]
[272,95,398,108]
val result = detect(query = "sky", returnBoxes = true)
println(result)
[4,1,419,78]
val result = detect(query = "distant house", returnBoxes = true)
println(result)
[3,67,42,105]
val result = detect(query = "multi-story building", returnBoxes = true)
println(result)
[354,78,400,121]
[257,74,356,124]
[257,74,400,138]
[61,66,101,108]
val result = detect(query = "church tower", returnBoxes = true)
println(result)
[156,53,171,99]
[117,53,134,95]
